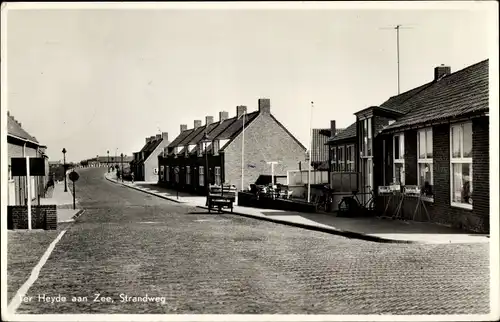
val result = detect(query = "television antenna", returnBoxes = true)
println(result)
[380,24,415,94]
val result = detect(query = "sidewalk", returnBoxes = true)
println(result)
[40,180,83,223]
[104,173,489,245]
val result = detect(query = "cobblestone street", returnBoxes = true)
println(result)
[10,168,490,314]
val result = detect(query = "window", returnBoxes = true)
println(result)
[331,147,337,171]
[199,166,205,186]
[346,145,355,172]
[8,165,13,181]
[213,140,219,156]
[360,118,373,157]
[186,166,191,185]
[198,143,203,157]
[338,146,345,171]
[160,165,164,181]
[166,166,170,182]
[393,133,405,185]
[174,166,179,183]
[215,166,221,185]
[417,128,433,199]
[450,122,473,208]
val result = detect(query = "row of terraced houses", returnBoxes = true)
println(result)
[130,59,490,233]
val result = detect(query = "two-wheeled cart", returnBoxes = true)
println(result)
[206,184,237,213]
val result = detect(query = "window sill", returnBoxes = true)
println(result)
[451,202,473,210]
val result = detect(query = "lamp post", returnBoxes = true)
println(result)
[62,148,68,192]
[107,150,110,172]
[120,153,124,183]
[115,148,118,169]
[201,132,211,195]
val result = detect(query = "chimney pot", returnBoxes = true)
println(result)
[194,120,202,129]
[258,98,271,114]
[434,65,451,81]
[219,111,229,122]
[180,124,188,133]
[236,105,247,118]
[205,116,214,126]
[146,137,150,144]
[155,134,161,140]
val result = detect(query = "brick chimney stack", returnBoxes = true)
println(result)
[219,111,229,122]
[194,120,202,129]
[162,132,168,141]
[236,106,247,118]
[180,124,188,133]
[434,64,451,81]
[258,98,271,115]
[155,134,161,140]
[205,116,214,126]
[330,120,336,138]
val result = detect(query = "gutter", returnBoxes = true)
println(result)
[8,133,46,148]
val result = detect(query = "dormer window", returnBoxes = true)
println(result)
[219,139,230,149]
[213,140,220,156]
[197,143,203,157]
[188,144,196,153]
[175,146,182,154]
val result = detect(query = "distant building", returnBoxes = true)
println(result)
[311,125,344,170]
[130,133,170,182]
[7,112,49,205]
[158,98,307,193]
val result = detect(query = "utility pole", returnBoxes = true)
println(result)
[380,24,414,94]
[307,101,313,203]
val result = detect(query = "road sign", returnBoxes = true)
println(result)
[69,171,79,182]
[174,167,179,174]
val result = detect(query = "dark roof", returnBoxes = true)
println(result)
[328,121,357,143]
[178,126,206,146]
[380,83,434,113]
[202,118,235,142]
[215,112,259,141]
[168,129,194,149]
[384,59,489,131]
[189,122,219,145]
[7,114,43,146]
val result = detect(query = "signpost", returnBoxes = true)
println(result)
[69,170,79,210]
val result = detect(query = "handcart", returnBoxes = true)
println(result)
[206,184,237,213]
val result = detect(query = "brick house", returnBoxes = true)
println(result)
[130,133,170,182]
[327,59,489,232]
[7,112,49,206]
[158,98,307,194]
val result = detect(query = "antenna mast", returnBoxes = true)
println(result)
[380,24,414,94]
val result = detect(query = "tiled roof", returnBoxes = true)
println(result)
[168,129,194,149]
[189,122,219,145]
[379,83,434,113]
[202,118,235,142]
[7,114,41,145]
[384,59,489,131]
[215,112,259,141]
[328,121,357,143]
[178,126,206,147]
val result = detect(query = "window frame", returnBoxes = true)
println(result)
[166,166,170,182]
[214,166,221,185]
[338,146,345,172]
[450,122,473,210]
[417,128,434,201]
[393,133,405,185]
[199,166,205,186]
[186,166,191,185]
[346,144,355,172]
[174,166,179,183]
[160,165,164,181]
[330,146,337,172]
[213,140,220,156]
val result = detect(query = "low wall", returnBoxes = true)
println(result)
[238,192,317,213]
[8,205,57,230]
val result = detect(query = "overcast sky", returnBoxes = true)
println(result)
[4,3,495,163]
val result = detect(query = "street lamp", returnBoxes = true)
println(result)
[107,150,110,172]
[120,153,124,183]
[62,148,68,192]
[201,132,211,194]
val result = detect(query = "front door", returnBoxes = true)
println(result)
[360,158,373,205]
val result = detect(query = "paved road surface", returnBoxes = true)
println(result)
[12,168,489,314]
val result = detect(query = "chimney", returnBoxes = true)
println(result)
[146,137,151,144]
[155,134,161,140]
[194,120,202,129]
[205,116,214,126]
[236,105,247,118]
[219,111,229,122]
[150,136,155,142]
[330,120,336,137]
[434,64,451,81]
[161,132,168,141]
[258,98,271,115]
[180,124,187,133]
[7,111,9,116]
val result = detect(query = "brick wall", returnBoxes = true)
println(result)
[8,205,57,230]
[375,116,489,233]
[224,113,307,190]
